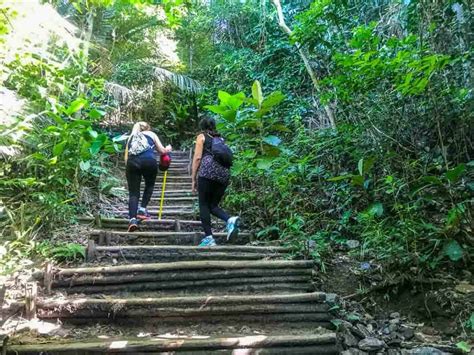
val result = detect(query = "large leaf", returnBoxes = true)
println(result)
[358,157,375,176]
[443,240,463,261]
[53,141,67,156]
[446,164,465,182]
[90,134,107,155]
[218,91,232,105]
[456,341,471,353]
[227,92,245,111]
[262,91,285,109]
[252,80,263,107]
[88,108,106,120]
[256,158,273,170]
[263,135,282,146]
[153,67,203,94]
[205,105,229,115]
[65,98,88,115]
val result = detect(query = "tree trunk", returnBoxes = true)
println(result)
[271,0,336,129]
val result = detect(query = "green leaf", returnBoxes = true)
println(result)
[252,80,263,107]
[256,158,273,170]
[368,202,384,217]
[262,91,285,109]
[79,160,91,172]
[52,141,67,156]
[65,98,88,115]
[205,105,228,115]
[358,158,364,176]
[90,134,107,155]
[466,313,474,330]
[443,240,463,261]
[446,164,466,182]
[351,175,364,186]
[227,93,245,110]
[88,108,106,120]
[358,157,375,176]
[456,341,471,353]
[218,90,231,105]
[263,135,282,146]
[49,112,65,125]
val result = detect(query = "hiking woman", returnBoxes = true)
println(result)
[191,117,239,246]
[125,121,172,232]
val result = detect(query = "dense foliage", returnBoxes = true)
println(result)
[1,0,472,288]
[0,0,188,271]
[176,0,473,275]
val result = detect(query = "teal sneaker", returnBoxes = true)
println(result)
[226,216,240,241]
[198,235,217,247]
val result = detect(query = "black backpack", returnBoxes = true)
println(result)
[208,134,233,168]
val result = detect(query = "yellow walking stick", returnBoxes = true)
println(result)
[158,170,167,220]
[158,153,171,220]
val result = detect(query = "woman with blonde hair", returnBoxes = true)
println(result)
[125,121,171,231]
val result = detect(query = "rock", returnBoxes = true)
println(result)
[343,331,359,347]
[351,324,372,338]
[325,293,338,304]
[414,332,441,343]
[402,347,448,355]
[390,312,401,319]
[341,349,369,355]
[400,327,414,340]
[358,337,386,351]
[420,326,438,335]
[346,240,360,249]
[455,281,474,294]
[387,349,402,355]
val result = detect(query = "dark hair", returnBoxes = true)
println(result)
[199,117,220,137]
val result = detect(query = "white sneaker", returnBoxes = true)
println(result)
[226,216,240,241]
[198,235,217,247]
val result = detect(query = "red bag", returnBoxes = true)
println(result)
[159,153,172,171]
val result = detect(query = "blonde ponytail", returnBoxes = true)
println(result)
[131,121,150,136]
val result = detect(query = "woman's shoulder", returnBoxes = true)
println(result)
[143,131,158,139]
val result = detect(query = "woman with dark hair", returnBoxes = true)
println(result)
[191,117,240,246]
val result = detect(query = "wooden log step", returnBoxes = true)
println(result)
[55,259,314,276]
[34,293,332,322]
[78,217,227,231]
[57,283,312,296]
[87,244,289,262]
[6,333,339,354]
[52,267,312,286]
[36,292,328,307]
[90,230,251,245]
[53,276,312,294]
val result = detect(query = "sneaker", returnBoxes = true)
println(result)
[226,216,240,241]
[128,218,138,232]
[198,235,217,247]
[137,207,151,221]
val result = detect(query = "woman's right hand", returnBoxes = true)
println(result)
[165,145,172,152]
[191,179,197,194]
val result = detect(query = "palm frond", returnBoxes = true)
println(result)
[105,82,139,105]
[153,67,203,94]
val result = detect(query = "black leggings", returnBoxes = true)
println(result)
[198,177,230,236]
[126,157,158,219]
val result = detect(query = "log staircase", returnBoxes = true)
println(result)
[4,151,341,354]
